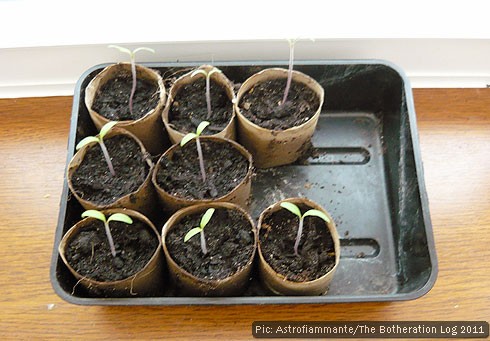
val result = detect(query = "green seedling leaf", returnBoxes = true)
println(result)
[191,69,207,78]
[196,121,210,136]
[200,208,215,229]
[81,210,107,222]
[208,68,222,77]
[108,44,132,55]
[303,209,330,223]
[184,227,202,243]
[76,136,100,150]
[133,47,155,55]
[99,121,118,140]
[107,213,133,225]
[180,133,197,147]
[280,202,302,218]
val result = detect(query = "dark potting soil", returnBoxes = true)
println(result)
[168,78,233,134]
[259,204,335,282]
[65,219,158,281]
[71,135,150,206]
[92,73,160,121]
[166,207,254,280]
[156,139,249,200]
[239,79,320,130]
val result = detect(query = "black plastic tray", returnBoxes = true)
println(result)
[51,60,437,305]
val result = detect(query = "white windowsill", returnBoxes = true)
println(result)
[1,1,490,97]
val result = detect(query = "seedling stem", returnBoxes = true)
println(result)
[281,38,297,105]
[191,67,222,119]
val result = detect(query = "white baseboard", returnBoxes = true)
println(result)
[1,39,490,98]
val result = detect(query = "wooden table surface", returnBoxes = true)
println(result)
[0,89,489,339]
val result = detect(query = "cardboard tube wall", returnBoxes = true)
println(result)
[257,197,340,295]
[85,63,167,155]
[152,136,252,213]
[58,209,165,297]
[161,202,256,296]
[235,68,324,168]
[162,65,236,144]
[67,128,156,217]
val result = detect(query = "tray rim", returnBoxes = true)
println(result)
[50,59,438,305]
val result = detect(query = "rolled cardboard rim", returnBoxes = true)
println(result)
[152,136,253,213]
[67,127,155,215]
[257,197,340,296]
[84,63,167,155]
[58,208,164,296]
[162,64,236,144]
[234,68,325,168]
[161,202,257,296]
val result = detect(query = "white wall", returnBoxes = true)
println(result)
[1,1,490,97]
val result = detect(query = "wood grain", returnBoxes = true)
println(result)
[0,90,489,340]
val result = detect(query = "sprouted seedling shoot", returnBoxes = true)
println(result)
[81,210,133,257]
[281,38,298,106]
[281,38,314,106]
[76,121,118,176]
[190,67,222,119]
[280,201,330,257]
[183,208,215,255]
[180,121,210,182]
[108,45,155,116]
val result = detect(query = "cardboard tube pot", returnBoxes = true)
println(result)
[162,65,236,144]
[67,127,156,216]
[152,136,253,213]
[257,197,340,295]
[58,209,165,297]
[85,63,167,155]
[235,68,324,168]
[162,202,257,296]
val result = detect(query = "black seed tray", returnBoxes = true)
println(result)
[51,60,437,305]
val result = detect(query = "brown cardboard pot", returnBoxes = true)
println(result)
[85,63,167,155]
[162,65,236,144]
[67,127,156,216]
[58,209,165,297]
[162,202,257,296]
[235,68,324,168]
[257,197,340,295]
[151,136,253,213]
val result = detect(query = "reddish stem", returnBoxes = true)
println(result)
[200,230,208,255]
[196,137,206,182]
[205,74,212,118]
[99,140,115,176]
[294,217,304,257]
[281,41,295,105]
[129,59,137,116]
[104,221,117,257]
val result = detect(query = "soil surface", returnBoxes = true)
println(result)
[65,219,158,281]
[239,79,320,130]
[156,139,249,200]
[168,78,233,134]
[93,73,160,121]
[166,207,254,280]
[259,204,336,282]
[71,135,150,206]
